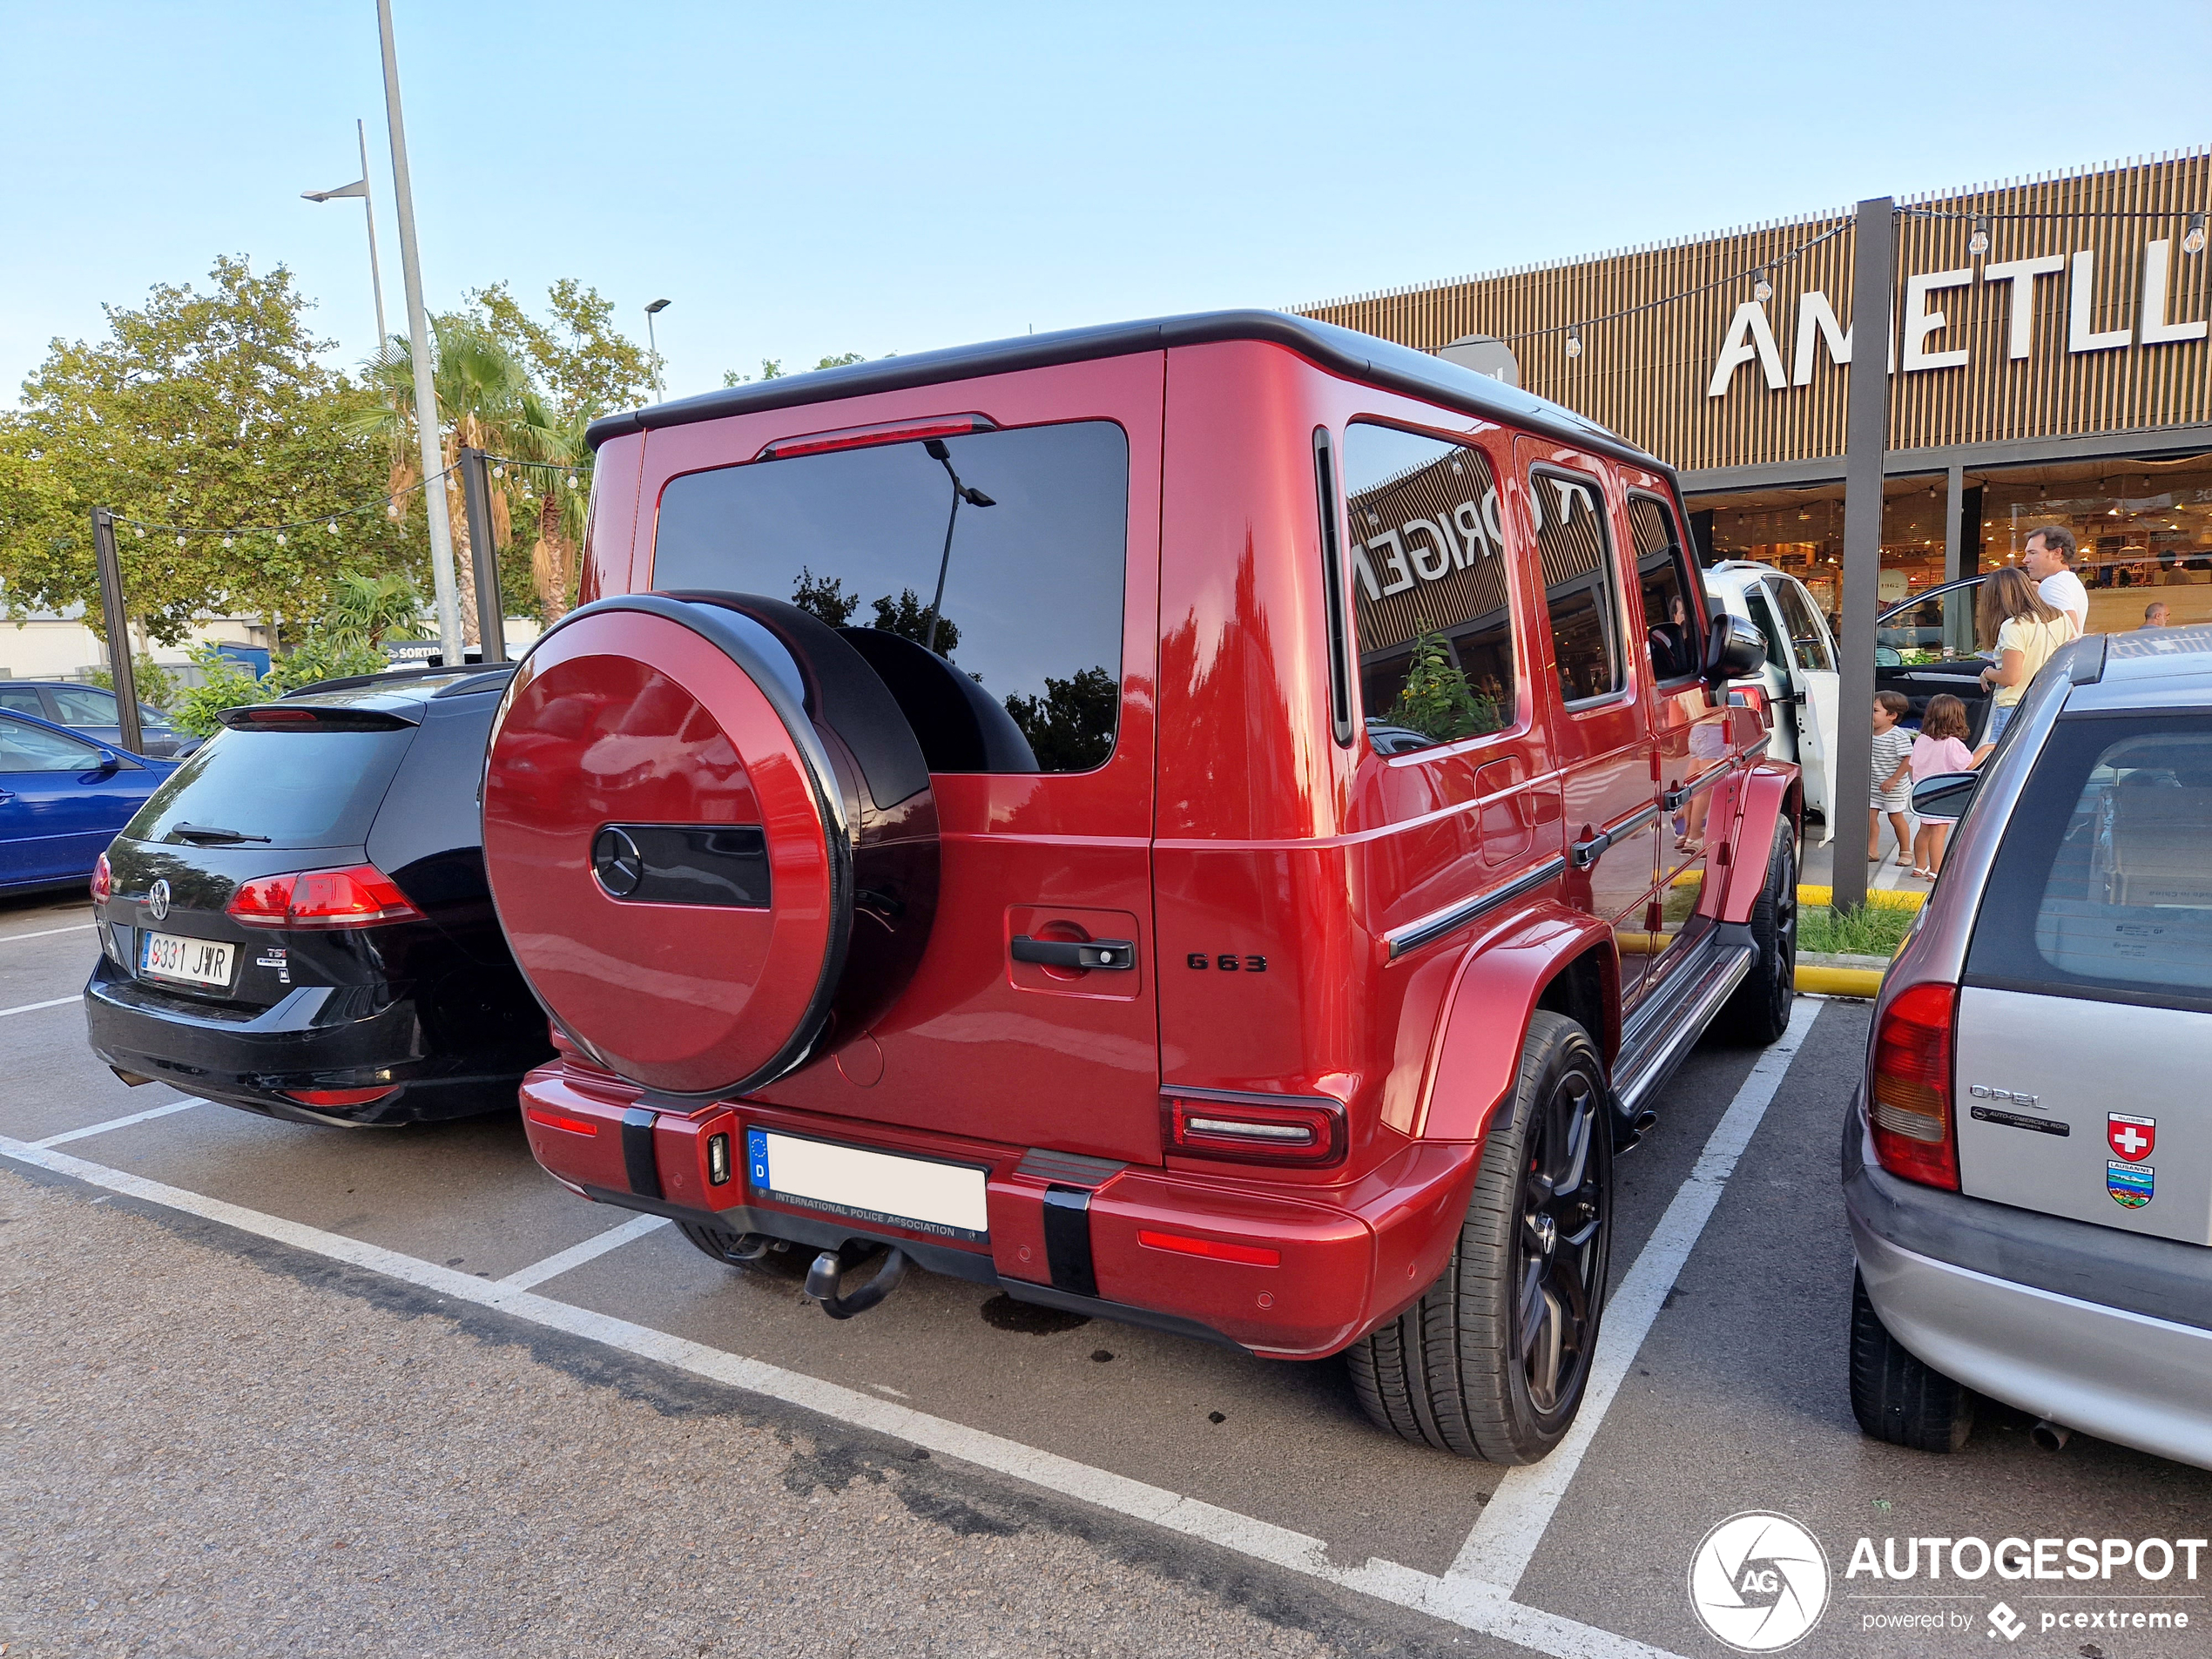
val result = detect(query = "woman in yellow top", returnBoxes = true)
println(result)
[1973,564,2074,760]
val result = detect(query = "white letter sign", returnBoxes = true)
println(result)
[1902,268,1974,370]
[1706,301,1787,397]
[2068,250,2132,353]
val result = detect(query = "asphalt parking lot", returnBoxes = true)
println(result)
[6,890,2209,1659]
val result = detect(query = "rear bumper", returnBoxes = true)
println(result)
[519,1063,1480,1359]
[83,956,536,1126]
[1844,1089,2212,1469]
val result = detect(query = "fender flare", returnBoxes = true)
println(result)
[1712,759,1800,924]
[1413,901,1619,1143]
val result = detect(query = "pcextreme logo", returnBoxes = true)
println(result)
[1689,1512,1831,1652]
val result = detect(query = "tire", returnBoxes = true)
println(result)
[1712,816,1797,1046]
[1849,1271,1974,1453]
[1349,1011,1613,1462]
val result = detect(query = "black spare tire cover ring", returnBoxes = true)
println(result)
[502,590,859,1101]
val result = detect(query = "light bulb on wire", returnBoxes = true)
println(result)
[1564,327,1583,361]
[2186,213,2208,256]
[1753,268,1773,302]
[1968,215,1990,257]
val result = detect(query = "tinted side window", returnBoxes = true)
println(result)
[0,713,110,772]
[1627,496,1699,683]
[0,688,46,718]
[653,422,1128,774]
[1532,470,1622,704]
[1341,422,1514,755]
[1966,714,2212,1009]
[47,686,118,725]
[1765,577,1835,674]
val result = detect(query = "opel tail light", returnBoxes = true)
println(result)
[91,852,112,905]
[228,865,424,929]
[1163,1093,1347,1167]
[1869,982,1959,1190]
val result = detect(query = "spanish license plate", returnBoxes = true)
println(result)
[139,930,235,989]
[745,1129,988,1242]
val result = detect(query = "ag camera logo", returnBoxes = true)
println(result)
[1689,1512,1831,1651]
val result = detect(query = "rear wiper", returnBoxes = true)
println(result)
[171,823,272,845]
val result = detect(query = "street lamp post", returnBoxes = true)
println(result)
[644,299,671,402]
[301,119,389,359]
[375,0,463,665]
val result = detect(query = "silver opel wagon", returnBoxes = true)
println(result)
[1844,626,2212,1468]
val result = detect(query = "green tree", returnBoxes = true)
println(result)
[0,257,407,645]
[469,280,655,421]
[722,354,864,388]
[1386,633,1501,742]
[322,571,421,649]
[168,637,390,736]
[1005,665,1118,771]
[792,567,859,625]
[870,587,957,655]
[90,654,177,711]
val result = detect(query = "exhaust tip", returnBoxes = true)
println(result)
[2030,1418,2072,1452]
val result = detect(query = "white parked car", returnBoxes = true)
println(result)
[1703,561,1839,838]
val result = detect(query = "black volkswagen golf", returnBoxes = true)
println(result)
[84,667,554,1126]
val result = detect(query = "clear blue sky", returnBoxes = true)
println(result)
[3,1,2208,408]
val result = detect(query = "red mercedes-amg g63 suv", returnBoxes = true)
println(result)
[481,311,1790,1462]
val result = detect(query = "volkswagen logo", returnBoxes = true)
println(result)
[1688,1512,1830,1652]
[591,826,644,898]
[147,879,171,922]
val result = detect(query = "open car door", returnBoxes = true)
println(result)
[1757,577,1838,841]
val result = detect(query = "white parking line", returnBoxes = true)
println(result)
[1446,998,1824,1597]
[0,995,83,1019]
[0,1129,1689,1659]
[0,922,95,944]
[497,1212,671,1289]
[32,1096,206,1148]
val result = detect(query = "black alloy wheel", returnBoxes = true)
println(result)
[1715,818,1797,1044]
[1349,1011,1614,1462]
[1515,1067,1607,1418]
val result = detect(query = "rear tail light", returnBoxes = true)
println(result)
[227,865,424,929]
[755,413,997,461]
[283,1086,397,1108]
[1163,1093,1347,1167]
[1869,981,1959,1190]
[91,853,112,905]
[525,1105,601,1136]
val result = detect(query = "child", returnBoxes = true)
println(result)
[1899,693,1974,879]
[1869,692,1915,866]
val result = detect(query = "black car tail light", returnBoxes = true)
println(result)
[1163,1092,1347,1167]
[91,852,111,905]
[283,1086,397,1108]
[1869,981,1959,1190]
[228,865,424,929]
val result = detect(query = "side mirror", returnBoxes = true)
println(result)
[1912,771,1979,820]
[1874,645,1903,667]
[1702,612,1765,685]
[94,747,120,771]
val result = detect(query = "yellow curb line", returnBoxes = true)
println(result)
[1798,884,1925,913]
[1797,964,1885,998]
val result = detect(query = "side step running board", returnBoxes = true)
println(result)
[1612,937,1756,1123]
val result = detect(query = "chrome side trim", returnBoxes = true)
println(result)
[1384,855,1568,961]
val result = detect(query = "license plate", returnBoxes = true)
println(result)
[745,1129,988,1242]
[139,930,235,989]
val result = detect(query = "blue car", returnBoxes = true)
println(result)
[0,709,179,893]
[0,682,190,758]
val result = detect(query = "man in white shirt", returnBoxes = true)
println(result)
[2024,525,2089,636]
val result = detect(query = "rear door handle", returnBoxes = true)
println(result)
[1011,935,1136,970]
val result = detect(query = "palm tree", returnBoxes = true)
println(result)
[322,571,422,650]
[503,394,590,625]
[359,320,563,645]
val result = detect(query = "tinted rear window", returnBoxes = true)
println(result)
[1966,711,2212,1011]
[123,727,416,850]
[651,421,1128,773]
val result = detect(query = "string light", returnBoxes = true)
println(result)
[1563,327,1583,360]
[327,519,340,535]
[565,473,578,489]
[1752,268,1773,302]
[222,535,233,548]
[1968,215,1990,257]
[492,465,504,479]
[2187,213,2208,256]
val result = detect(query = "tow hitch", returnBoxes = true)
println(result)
[803,1246,909,1320]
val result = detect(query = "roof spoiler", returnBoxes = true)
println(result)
[2068,634,2109,685]
[215,704,420,732]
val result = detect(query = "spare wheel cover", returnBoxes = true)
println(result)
[484,594,853,1096]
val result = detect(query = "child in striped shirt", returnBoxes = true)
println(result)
[1868,692,1915,865]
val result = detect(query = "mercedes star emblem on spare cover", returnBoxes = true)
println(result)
[147,879,171,922]
[591,826,644,898]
